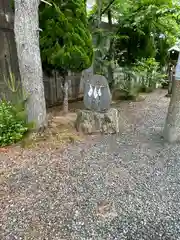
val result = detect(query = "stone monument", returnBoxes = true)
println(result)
[83,75,111,112]
[75,74,120,134]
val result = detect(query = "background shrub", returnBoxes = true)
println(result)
[0,100,28,146]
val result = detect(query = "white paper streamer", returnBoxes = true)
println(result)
[98,88,102,96]
[88,84,93,97]
[93,87,98,99]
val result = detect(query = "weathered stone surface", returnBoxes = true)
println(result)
[75,108,119,134]
[84,74,112,112]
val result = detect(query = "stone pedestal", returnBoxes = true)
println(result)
[75,108,119,134]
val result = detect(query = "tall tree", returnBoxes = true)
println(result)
[89,0,117,81]
[14,0,47,129]
[39,0,93,114]
[163,52,180,142]
[107,8,114,89]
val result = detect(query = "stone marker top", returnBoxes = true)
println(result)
[86,74,109,88]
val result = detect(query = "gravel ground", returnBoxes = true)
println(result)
[1,89,180,240]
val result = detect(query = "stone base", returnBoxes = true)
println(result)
[75,108,119,134]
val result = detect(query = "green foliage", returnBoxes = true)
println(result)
[10,0,14,10]
[87,0,180,93]
[114,67,142,99]
[133,58,166,91]
[114,57,166,99]
[93,28,114,75]
[89,0,118,79]
[4,71,19,93]
[0,67,33,146]
[3,70,21,103]
[113,0,179,67]
[39,0,93,74]
[134,58,159,76]
[3,65,29,106]
[0,100,28,146]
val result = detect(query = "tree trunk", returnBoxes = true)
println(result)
[167,66,175,95]
[163,54,180,142]
[14,0,47,130]
[107,9,114,90]
[93,0,102,74]
[63,72,69,114]
[96,0,102,26]
[167,72,173,95]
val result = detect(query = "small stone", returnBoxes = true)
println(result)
[96,200,118,220]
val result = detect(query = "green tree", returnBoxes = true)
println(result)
[39,0,93,113]
[88,0,180,95]
[88,0,121,88]
[114,0,179,67]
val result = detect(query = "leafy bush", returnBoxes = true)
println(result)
[113,58,166,100]
[114,67,142,100]
[133,58,166,92]
[0,100,28,146]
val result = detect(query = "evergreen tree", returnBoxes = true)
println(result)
[39,0,93,113]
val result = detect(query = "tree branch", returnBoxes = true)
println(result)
[100,0,116,17]
[41,0,52,6]
[88,0,116,22]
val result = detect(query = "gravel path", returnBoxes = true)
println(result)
[1,89,180,240]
